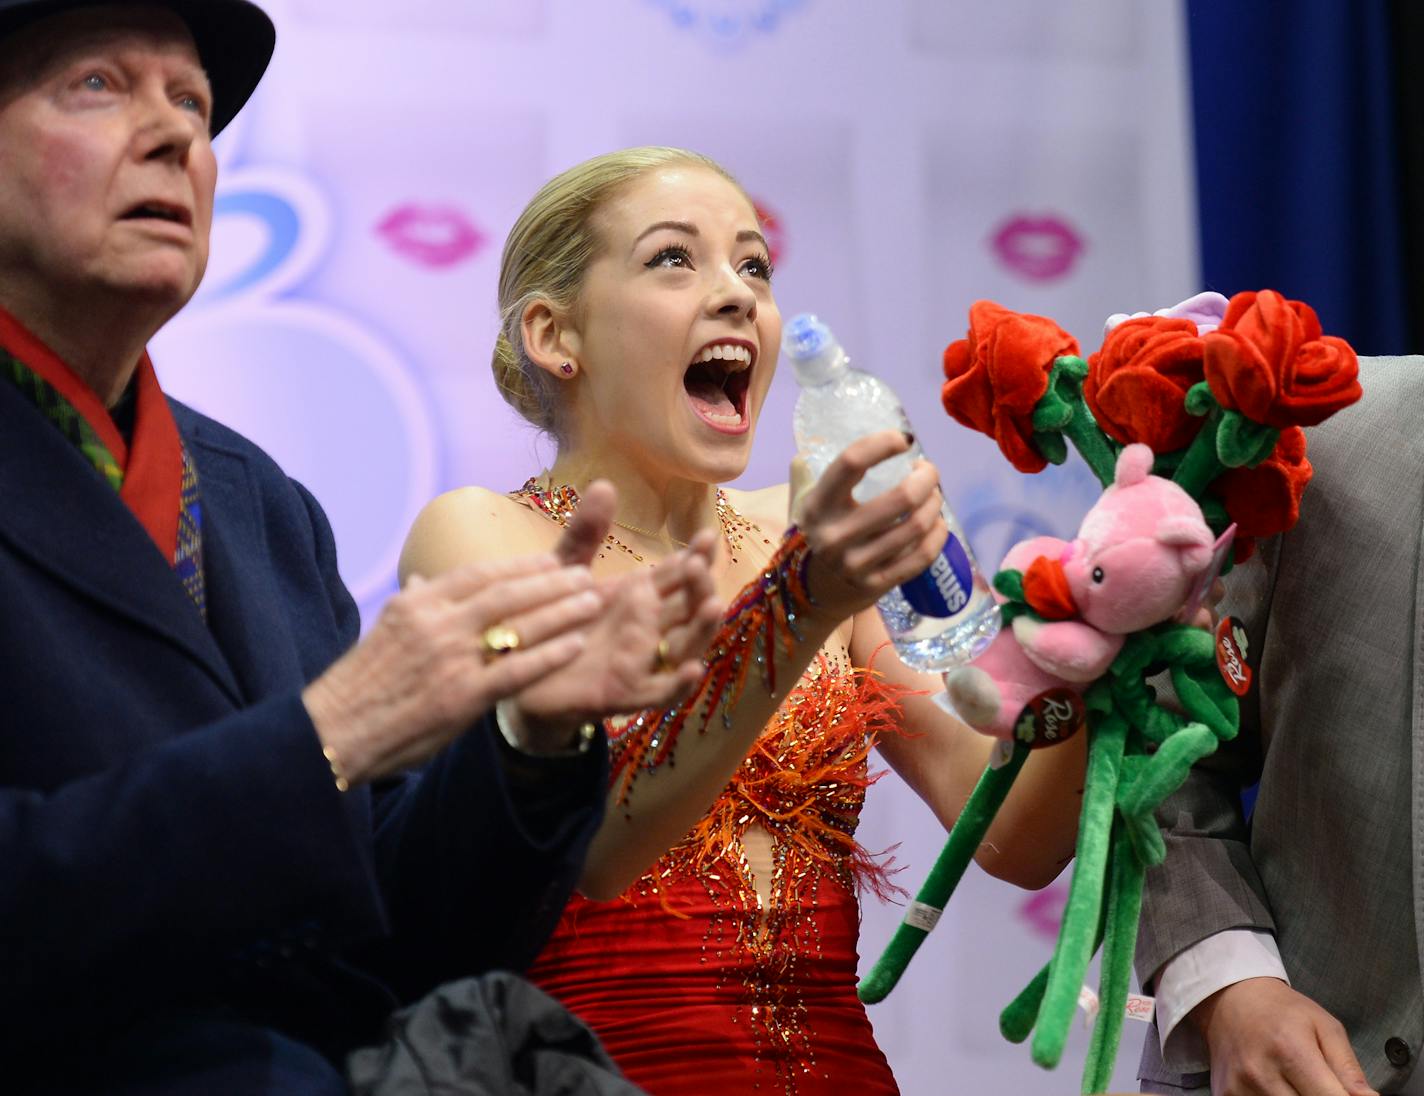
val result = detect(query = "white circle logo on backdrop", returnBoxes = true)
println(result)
[154,167,440,621]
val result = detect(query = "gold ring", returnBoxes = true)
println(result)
[653,636,675,674]
[479,623,522,657]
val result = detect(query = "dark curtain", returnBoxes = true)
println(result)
[1186,0,1416,355]
[1392,0,1424,352]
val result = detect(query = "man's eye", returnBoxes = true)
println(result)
[178,94,204,113]
[80,73,108,91]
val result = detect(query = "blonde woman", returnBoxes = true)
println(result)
[400,147,1087,1095]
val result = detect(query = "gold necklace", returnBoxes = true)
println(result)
[512,478,771,564]
[610,515,688,547]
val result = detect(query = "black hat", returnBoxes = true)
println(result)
[0,0,275,135]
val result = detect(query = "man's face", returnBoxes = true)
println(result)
[0,5,217,322]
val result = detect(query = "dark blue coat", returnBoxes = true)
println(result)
[0,380,605,1091]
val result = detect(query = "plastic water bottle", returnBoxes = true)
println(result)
[784,313,1000,671]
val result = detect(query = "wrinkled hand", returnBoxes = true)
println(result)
[790,430,947,622]
[1193,977,1376,1096]
[303,553,601,784]
[511,480,723,739]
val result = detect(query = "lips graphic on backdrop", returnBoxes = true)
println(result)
[1019,881,1070,942]
[377,205,487,269]
[989,213,1086,283]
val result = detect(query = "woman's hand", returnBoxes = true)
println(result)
[510,525,724,738]
[792,430,947,623]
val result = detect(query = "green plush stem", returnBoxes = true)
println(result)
[1000,962,1051,1044]
[1118,724,1220,819]
[1080,831,1147,1095]
[994,568,1025,602]
[1159,625,1240,741]
[1171,401,1227,499]
[857,741,1032,1004]
[1062,405,1118,489]
[1030,711,1129,1069]
[1217,410,1280,468]
[1032,429,1069,466]
[1116,724,1220,867]
[1030,356,1117,487]
[1001,898,1109,1044]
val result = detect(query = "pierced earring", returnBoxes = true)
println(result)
[559,361,575,377]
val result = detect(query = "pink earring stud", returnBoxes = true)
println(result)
[560,362,575,376]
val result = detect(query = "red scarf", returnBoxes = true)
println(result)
[0,305,184,562]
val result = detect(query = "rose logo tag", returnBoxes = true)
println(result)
[1014,687,1086,749]
[1215,615,1252,696]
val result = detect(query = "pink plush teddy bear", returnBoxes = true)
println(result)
[946,443,1220,741]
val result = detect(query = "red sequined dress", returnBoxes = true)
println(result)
[527,659,905,1095]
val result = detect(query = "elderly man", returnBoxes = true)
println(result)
[0,0,717,1090]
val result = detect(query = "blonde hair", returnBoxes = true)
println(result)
[492,146,748,436]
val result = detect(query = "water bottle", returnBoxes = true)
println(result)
[783,313,1000,671]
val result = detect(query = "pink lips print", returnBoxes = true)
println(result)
[989,214,1085,283]
[376,205,486,269]
[1018,880,1069,941]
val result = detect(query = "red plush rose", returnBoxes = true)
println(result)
[1203,290,1361,428]
[1210,426,1312,549]
[942,300,1080,473]
[1084,316,1205,453]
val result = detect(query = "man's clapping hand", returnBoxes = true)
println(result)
[303,480,721,781]
[1191,978,1377,1096]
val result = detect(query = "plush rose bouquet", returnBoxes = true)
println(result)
[943,289,1357,559]
[858,290,1361,1093]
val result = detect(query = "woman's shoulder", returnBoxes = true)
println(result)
[399,483,552,582]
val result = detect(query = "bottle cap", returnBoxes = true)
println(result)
[782,313,847,386]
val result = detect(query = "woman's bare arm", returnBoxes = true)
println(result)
[851,596,1087,891]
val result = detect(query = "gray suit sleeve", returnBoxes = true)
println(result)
[1134,540,1279,988]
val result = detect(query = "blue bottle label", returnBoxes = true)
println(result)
[901,531,974,618]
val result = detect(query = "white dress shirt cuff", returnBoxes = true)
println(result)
[1155,928,1290,1074]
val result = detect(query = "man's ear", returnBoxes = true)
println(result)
[521,298,583,381]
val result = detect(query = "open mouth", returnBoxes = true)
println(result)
[683,341,754,433]
[119,201,192,227]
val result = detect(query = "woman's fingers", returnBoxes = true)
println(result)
[841,488,945,576]
[804,455,937,561]
[801,430,910,517]
[852,459,939,525]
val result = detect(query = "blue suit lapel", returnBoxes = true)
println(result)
[0,380,242,704]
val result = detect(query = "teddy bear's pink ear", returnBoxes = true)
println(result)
[1113,443,1155,487]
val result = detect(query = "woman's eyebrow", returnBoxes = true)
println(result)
[631,220,699,252]
[629,223,770,254]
